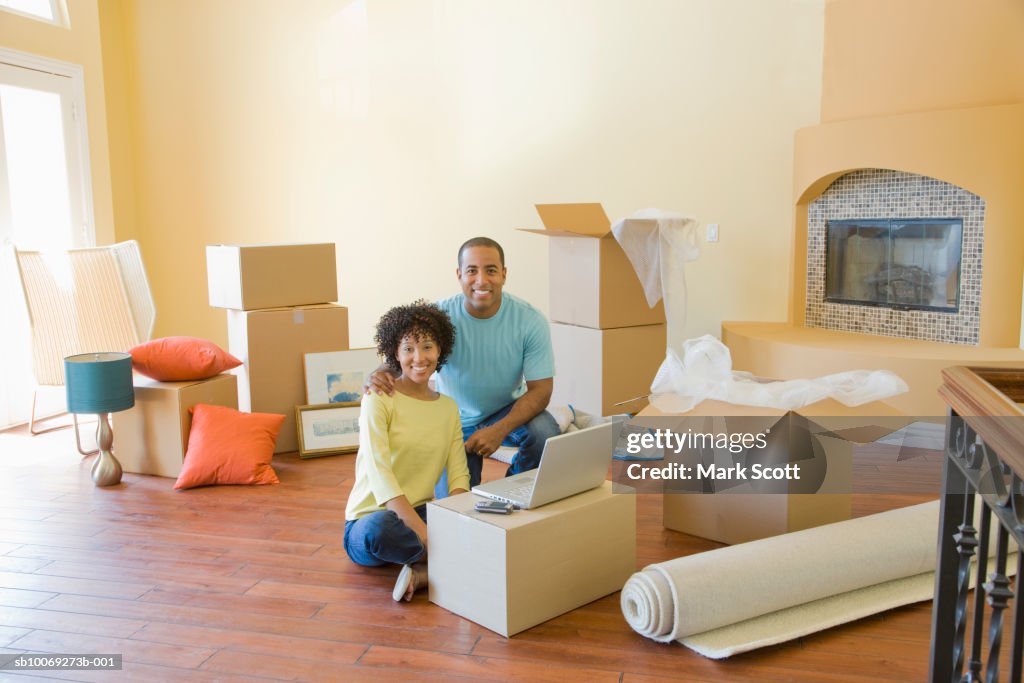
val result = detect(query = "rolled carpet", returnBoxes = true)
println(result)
[621,500,1009,659]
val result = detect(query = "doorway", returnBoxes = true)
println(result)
[0,50,95,428]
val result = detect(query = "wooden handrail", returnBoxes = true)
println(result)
[939,366,1024,482]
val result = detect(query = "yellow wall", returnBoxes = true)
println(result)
[96,0,137,245]
[0,0,116,244]
[791,0,1024,348]
[820,0,1024,122]
[99,0,824,349]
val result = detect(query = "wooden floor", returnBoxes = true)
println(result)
[0,420,942,682]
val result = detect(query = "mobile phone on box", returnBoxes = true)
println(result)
[474,500,514,514]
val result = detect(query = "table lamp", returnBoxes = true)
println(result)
[64,352,135,487]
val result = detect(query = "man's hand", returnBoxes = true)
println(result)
[464,423,510,458]
[364,365,397,396]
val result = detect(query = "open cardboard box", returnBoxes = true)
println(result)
[519,203,665,329]
[638,398,911,544]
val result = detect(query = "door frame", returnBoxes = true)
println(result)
[0,46,95,248]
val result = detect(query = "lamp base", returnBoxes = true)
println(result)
[91,412,123,487]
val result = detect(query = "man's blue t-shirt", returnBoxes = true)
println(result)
[435,293,555,428]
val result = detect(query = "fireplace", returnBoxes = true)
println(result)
[731,104,1024,416]
[805,168,984,346]
[824,217,963,313]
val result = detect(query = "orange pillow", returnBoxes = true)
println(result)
[174,404,284,490]
[130,336,242,381]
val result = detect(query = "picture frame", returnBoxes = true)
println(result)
[296,402,361,459]
[303,347,381,405]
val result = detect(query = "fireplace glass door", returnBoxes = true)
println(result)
[824,218,962,312]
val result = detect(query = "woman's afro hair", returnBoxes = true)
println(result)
[374,300,456,374]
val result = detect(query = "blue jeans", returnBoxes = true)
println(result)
[343,505,427,567]
[434,405,561,498]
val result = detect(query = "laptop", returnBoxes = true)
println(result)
[471,421,614,509]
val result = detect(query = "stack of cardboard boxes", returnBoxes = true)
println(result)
[521,204,666,416]
[207,243,350,453]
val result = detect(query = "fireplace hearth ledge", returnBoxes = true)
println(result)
[721,321,1024,417]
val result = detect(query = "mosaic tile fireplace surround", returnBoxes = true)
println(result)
[805,169,985,345]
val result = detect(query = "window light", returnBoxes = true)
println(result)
[0,0,68,28]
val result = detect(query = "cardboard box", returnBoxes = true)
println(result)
[639,399,905,544]
[207,243,338,310]
[663,491,847,544]
[550,322,665,416]
[519,203,665,329]
[428,482,635,637]
[228,304,349,452]
[112,373,238,478]
[662,483,851,546]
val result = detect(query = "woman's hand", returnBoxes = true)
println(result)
[384,494,429,556]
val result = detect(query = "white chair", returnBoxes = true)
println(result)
[13,240,156,453]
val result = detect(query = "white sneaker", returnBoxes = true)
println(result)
[392,565,414,602]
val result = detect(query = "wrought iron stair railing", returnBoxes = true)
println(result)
[931,366,1024,682]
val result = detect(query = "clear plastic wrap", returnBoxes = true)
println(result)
[648,335,909,412]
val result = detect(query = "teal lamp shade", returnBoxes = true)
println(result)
[65,352,135,414]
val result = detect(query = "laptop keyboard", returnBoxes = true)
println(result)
[502,483,534,501]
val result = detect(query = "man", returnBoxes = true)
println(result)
[367,237,560,490]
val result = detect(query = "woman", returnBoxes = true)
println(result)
[343,300,469,601]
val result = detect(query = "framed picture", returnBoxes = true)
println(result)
[303,347,381,405]
[296,402,361,458]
